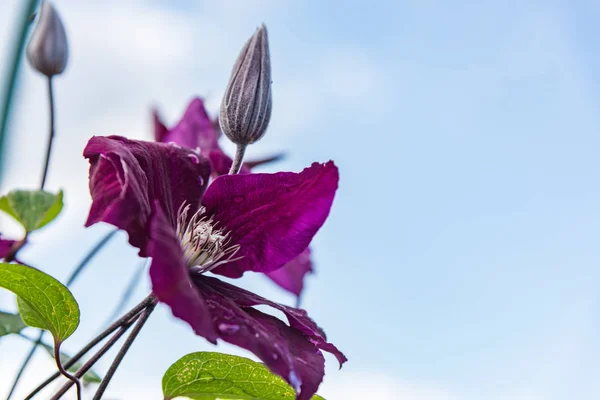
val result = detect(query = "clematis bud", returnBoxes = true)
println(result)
[26,1,69,77]
[219,24,272,146]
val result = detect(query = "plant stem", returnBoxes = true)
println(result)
[40,76,55,190]
[101,259,147,328]
[5,229,119,399]
[20,294,153,399]
[42,320,136,400]
[5,339,38,400]
[93,301,157,400]
[65,229,119,286]
[0,0,38,187]
[53,342,81,400]
[228,143,247,174]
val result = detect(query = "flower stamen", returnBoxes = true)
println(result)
[176,204,241,273]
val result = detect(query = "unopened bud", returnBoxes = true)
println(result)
[219,24,272,145]
[26,1,69,77]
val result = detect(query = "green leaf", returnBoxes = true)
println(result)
[0,263,79,343]
[0,189,63,232]
[0,310,26,336]
[162,352,325,400]
[40,343,102,385]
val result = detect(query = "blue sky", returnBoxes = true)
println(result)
[1,0,600,399]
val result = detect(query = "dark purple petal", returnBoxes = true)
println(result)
[196,275,347,366]
[193,275,344,400]
[152,109,169,143]
[157,98,219,150]
[202,161,339,277]
[84,136,210,255]
[148,204,217,343]
[0,236,18,259]
[266,248,313,297]
[244,152,285,170]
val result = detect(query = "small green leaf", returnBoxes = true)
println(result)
[0,263,79,343]
[40,343,102,385]
[162,352,325,400]
[0,189,63,232]
[0,310,26,336]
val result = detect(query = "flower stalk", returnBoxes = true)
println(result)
[92,301,157,400]
[24,294,155,399]
[40,76,54,189]
[228,143,247,175]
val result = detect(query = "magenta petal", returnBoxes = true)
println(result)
[266,248,313,297]
[159,98,219,150]
[196,275,346,367]
[84,136,211,255]
[0,236,18,259]
[152,109,169,143]
[193,275,343,400]
[244,152,285,170]
[203,161,339,277]
[148,204,217,343]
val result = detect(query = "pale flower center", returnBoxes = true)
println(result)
[176,204,240,273]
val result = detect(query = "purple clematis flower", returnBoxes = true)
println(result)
[153,98,313,297]
[84,135,346,399]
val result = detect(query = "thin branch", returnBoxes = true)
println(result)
[65,229,119,286]
[100,259,147,328]
[5,336,39,400]
[43,320,136,400]
[93,301,157,400]
[22,294,154,399]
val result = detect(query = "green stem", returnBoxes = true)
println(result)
[53,341,81,400]
[0,0,39,188]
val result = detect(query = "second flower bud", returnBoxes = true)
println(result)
[219,24,272,146]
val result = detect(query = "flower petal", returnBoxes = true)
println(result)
[84,136,211,255]
[195,275,347,366]
[203,161,339,277]
[148,204,217,343]
[0,236,19,259]
[266,248,313,297]
[244,152,285,170]
[152,109,169,143]
[193,275,344,400]
[157,98,219,150]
